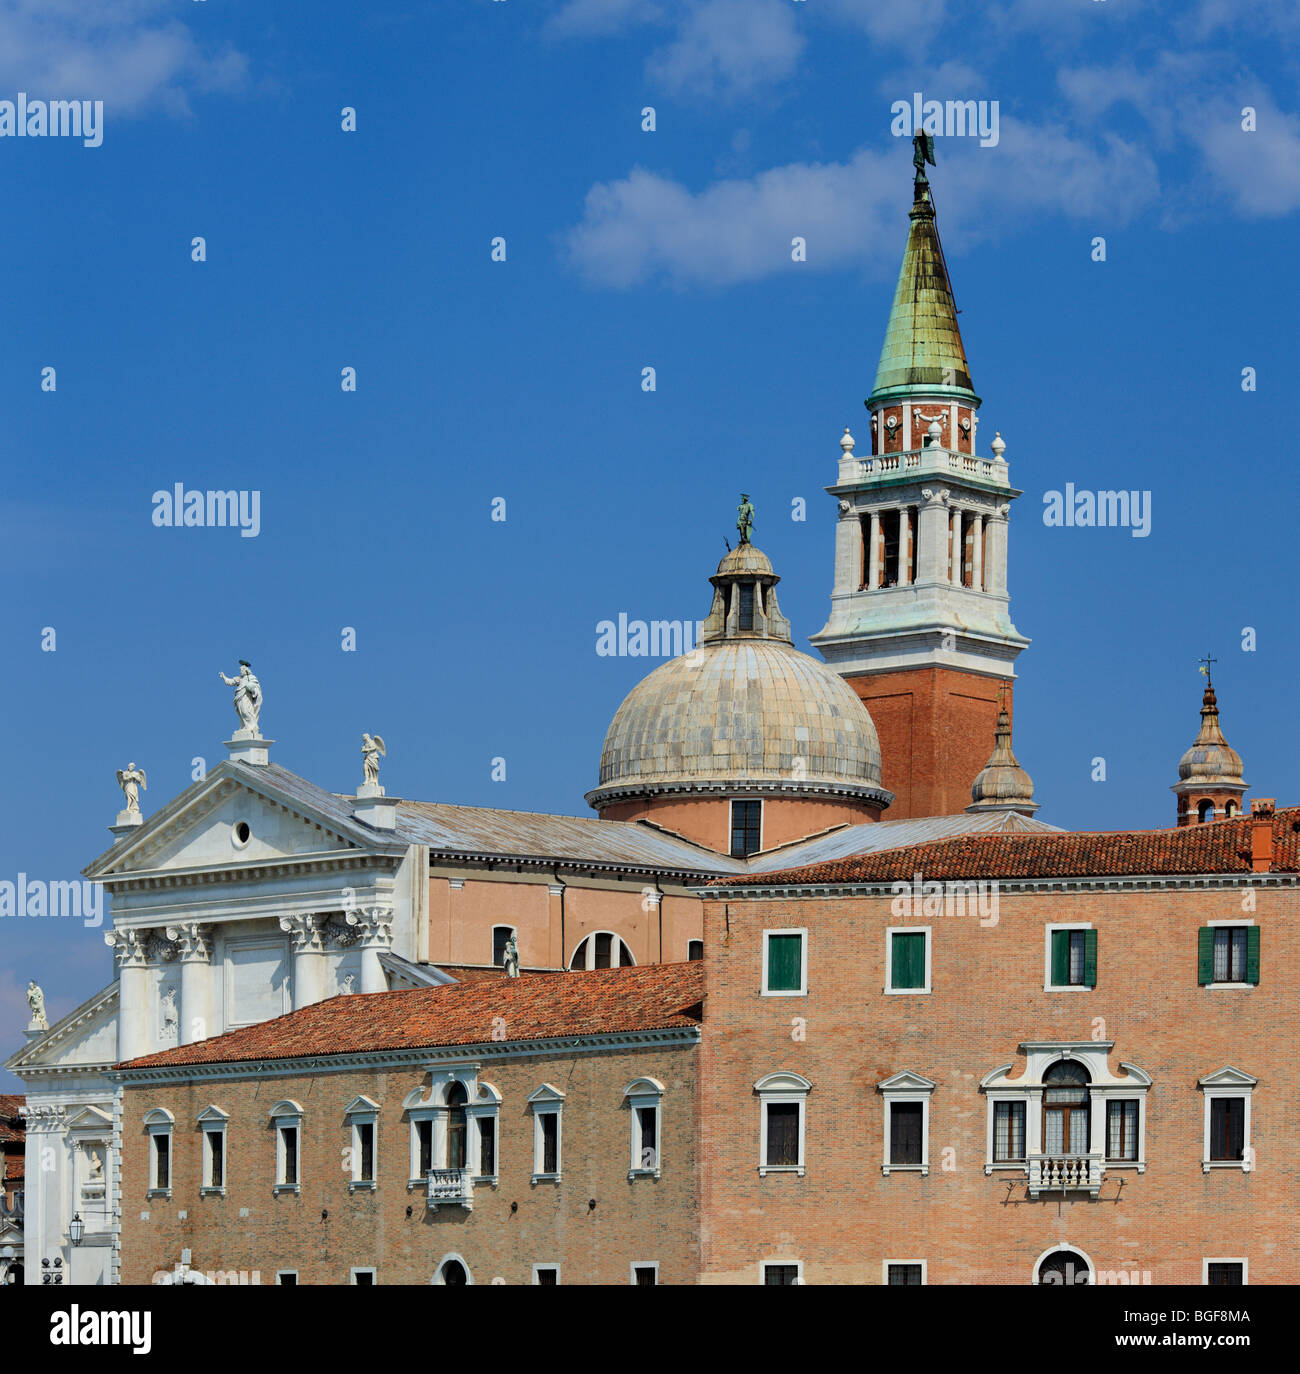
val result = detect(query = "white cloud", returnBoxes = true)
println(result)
[0,0,248,115]
[646,0,805,99]
[546,0,666,38]
[564,120,1158,288]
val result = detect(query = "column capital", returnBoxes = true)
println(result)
[165,922,214,964]
[104,928,148,969]
[344,906,394,950]
[279,913,328,955]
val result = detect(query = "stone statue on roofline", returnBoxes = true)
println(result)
[26,980,47,1031]
[503,932,520,979]
[737,494,755,546]
[361,734,387,789]
[218,660,263,735]
[116,762,147,817]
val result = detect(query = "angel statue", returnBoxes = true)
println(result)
[26,980,47,1031]
[361,733,386,789]
[116,761,147,817]
[218,660,263,734]
[913,130,936,187]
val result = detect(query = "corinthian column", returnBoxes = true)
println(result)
[345,907,395,994]
[280,913,329,1009]
[104,928,150,1062]
[166,922,214,1044]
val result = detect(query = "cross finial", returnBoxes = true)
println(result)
[1198,653,1217,685]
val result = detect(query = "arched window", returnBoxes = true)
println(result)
[492,926,516,967]
[687,939,704,961]
[1198,799,1215,824]
[433,1254,471,1286]
[1224,801,1238,818]
[569,932,634,970]
[1036,1247,1091,1286]
[1042,1060,1090,1158]
[446,1083,467,1171]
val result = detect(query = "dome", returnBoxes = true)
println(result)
[966,706,1038,814]
[587,637,887,807]
[1177,683,1245,785]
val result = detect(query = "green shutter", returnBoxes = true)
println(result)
[892,932,924,990]
[1083,929,1098,988]
[1246,925,1260,985]
[766,934,802,992]
[1197,926,1215,985]
[1050,930,1069,986]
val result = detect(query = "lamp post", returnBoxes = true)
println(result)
[69,1213,85,1247]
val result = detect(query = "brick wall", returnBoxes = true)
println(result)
[699,883,1298,1284]
[121,1041,698,1285]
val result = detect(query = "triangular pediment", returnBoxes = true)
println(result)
[1198,1065,1257,1089]
[3,984,118,1075]
[65,1104,114,1132]
[84,762,389,881]
[878,1070,936,1093]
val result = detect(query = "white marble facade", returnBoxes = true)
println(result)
[5,740,426,1284]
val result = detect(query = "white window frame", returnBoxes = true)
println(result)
[759,1259,803,1285]
[879,1071,936,1176]
[270,1100,303,1193]
[1204,919,1256,990]
[568,931,636,970]
[761,928,807,997]
[527,1084,565,1182]
[985,1094,1028,1171]
[630,1262,660,1285]
[197,1106,228,1196]
[531,1263,561,1285]
[1044,922,1093,992]
[1102,1092,1146,1170]
[344,1095,380,1191]
[884,925,931,995]
[350,1267,376,1285]
[882,1259,928,1285]
[402,1072,501,1190]
[625,1077,664,1180]
[144,1108,174,1198]
[275,1270,298,1285]
[1202,1257,1249,1285]
[755,1072,810,1178]
[1198,1067,1257,1173]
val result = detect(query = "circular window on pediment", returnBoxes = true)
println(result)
[232,820,252,848]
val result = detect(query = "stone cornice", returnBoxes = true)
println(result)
[97,849,401,894]
[698,871,1300,899]
[109,1027,701,1086]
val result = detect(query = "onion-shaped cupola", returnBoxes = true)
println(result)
[1173,666,1247,826]
[965,702,1039,816]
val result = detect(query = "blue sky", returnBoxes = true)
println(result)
[3,0,1299,1079]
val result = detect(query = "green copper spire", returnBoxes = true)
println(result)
[866,179,978,409]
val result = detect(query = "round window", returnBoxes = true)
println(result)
[232,820,251,847]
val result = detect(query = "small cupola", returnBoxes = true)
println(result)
[1173,665,1247,826]
[965,701,1039,815]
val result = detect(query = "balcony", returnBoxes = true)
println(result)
[841,447,1009,488]
[1027,1154,1104,1197]
[426,1168,473,1211]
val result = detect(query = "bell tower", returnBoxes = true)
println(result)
[810,162,1029,818]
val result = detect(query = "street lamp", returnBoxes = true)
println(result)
[69,1213,84,1247]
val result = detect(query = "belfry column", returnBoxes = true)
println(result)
[972,513,985,591]
[918,489,950,583]
[280,914,328,1010]
[949,509,962,583]
[169,922,214,1044]
[104,929,150,1062]
[900,509,913,586]
[868,512,881,589]
[987,503,1010,596]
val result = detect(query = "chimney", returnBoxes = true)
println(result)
[1250,798,1275,873]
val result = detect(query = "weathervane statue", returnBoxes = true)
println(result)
[219,660,263,735]
[737,493,754,546]
[913,130,936,188]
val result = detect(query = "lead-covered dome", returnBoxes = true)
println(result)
[586,538,890,811]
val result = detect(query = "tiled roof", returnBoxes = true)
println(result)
[119,963,704,1070]
[711,808,1300,887]
[0,1094,24,1144]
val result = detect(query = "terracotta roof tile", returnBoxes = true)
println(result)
[711,807,1300,886]
[120,963,704,1071]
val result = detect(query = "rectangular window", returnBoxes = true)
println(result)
[357,1122,374,1183]
[636,1106,657,1169]
[416,1119,433,1176]
[279,1125,299,1187]
[533,1265,559,1286]
[593,931,613,968]
[350,1269,375,1286]
[763,1263,801,1286]
[276,1271,298,1286]
[738,583,755,631]
[889,1103,923,1167]
[492,927,514,966]
[1210,1098,1245,1162]
[204,1131,224,1190]
[887,1264,924,1286]
[1200,925,1259,985]
[1048,926,1097,988]
[888,929,929,992]
[539,1113,559,1175]
[763,930,806,995]
[765,1103,800,1168]
[153,1134,170,1192]
[632,1265,658,1286]
[478,1118,496,1178]
[731,800,762,858]
[1107,1100,1139,1161]
[687,939,704,961]
[993,1101,1026,1162]
[1206,1261,1245,1286]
